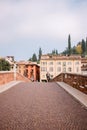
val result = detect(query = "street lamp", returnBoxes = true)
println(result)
[14,63,16,81]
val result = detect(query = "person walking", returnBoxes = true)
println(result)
[46,72,50,82]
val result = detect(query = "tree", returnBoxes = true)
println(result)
[76,43,82,54]
[32,53,37,62]
[38,47,42,61]
[52,49,58,55]
[81,39,86,55]
[72,46,77,54]
[52,49,56,55]
[56,50,58,55]
[0,59,10,71]
[62,47,68,55]
[86,37,87,55]
[68,34,71,56]
[28,58,32,61]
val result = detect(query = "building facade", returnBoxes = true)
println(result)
[81,58,87,75]
[17,61,40,81]
[26,63,40,81]
[40,55,81,81]
[17,61,26,76]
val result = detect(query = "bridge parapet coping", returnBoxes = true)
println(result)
[57,82,87,107]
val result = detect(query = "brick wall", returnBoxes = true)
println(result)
[0,71,30,85]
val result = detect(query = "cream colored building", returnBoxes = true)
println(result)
[40,55,81,81]
[81,57,87,75]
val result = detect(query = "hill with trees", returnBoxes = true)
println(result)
[28,35,87,63]
[62,35,87,57]
[28,47,42,63]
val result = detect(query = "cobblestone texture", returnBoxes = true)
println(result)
[0,82,87,130]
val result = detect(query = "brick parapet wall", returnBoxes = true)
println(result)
[16,72,30,82]
[0,71,30,85]
[50,73,87,94]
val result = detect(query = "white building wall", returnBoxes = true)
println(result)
[40,57,81,81]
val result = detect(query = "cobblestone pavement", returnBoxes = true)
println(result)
[0,82,87,130]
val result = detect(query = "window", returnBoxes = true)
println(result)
[63,68,66,72]
[41,67,47,72]
[24,66,25,69]
[67,62,72,65]
[57,67,61,72]
[75,61,79,65]
[49,67,53,72]
[49,62,53,65]
[19,66,21,69]
[76,67,79,72]
[57,62,61,65]
[42,75,45,78]
[49,55,52,58]
[11,66,13,69]
[41,62,47,65]
[63,62,66,66]
[68,67,72,72]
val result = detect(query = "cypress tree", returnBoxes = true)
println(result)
[52,49,56,55]
[32,53,37,62]
[68,34,71,56]
[56,50,58,55]
[86,37,87,55]
[81,39,86,55]
[38,47,42,61]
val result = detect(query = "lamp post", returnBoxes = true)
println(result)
[14,63,16,81]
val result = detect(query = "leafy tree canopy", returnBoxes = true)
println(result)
[28,53,37,62]
[0,59,11,71]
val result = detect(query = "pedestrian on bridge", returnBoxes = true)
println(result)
[46,72,50,82]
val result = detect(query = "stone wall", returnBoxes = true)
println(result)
[0,71,30,85]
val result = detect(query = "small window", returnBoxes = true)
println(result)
[49,62,53,65]
[63,62,66,66]
[67,62,72,65]
[57,62,61,65]
[49,67,53,72]
[41,62,47,65]
[42,75,45,78]
[41,67,47,72]
[76,67,79,72]
[75,62,79,65]
[57,67,61,72]
[68,67,72,72]
[63,68,66,72]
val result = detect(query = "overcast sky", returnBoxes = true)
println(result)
[0,0,87,61]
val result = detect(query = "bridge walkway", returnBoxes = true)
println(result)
[0,82,87,130]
